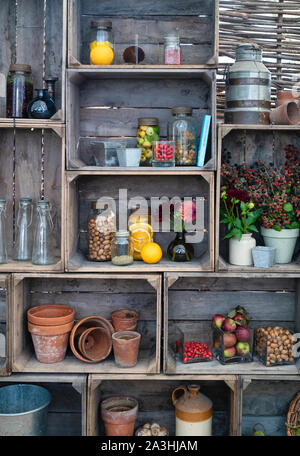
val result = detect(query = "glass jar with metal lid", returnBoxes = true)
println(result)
[6,64,33,118]
[89,20,114,65]
[137,117,160,166]
[164,34,181,65]
[168,107,198,166]
[111,231,134,266]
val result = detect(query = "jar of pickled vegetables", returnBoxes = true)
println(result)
[137,118,160,166]
[90,20,114,65]
[128,209,153,260]
[168,107,198,166]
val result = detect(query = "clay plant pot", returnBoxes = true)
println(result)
[69,316,114,363]
[101,396,138,436]
[112,331,141,368]
[276,90,299,107]
[27,304,75,326]
[270,101,300,125]
[110,309,139,332]
[78,326,112,362]
[28,320,74,364]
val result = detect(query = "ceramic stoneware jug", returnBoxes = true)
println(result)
[172,385,213,436]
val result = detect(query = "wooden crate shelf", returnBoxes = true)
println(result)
[0,275,10,376]
[0,373,87,436]
[66,68,216,171]
[87,373,239,436]
[164,272,300,375]
[11,273,161,375]
[216,123,300,273]
[0,0,66,122]
[65,171,214,272]
[0,126,65,272]
[68,0,219,68]
[240,375,300,436]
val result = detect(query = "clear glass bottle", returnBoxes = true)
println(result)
[111,231,134,266]
[6,64,33,118]
[90,20,114,65]
[32,200,56,265]
[168,107,198,166]
[14,197,33,261]
[164,35,181,65]
[0,200,8,264]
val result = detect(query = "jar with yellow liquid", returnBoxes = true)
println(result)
[90,21,114,65]
[128,209,153,260]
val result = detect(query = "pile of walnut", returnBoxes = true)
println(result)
[256,326,294,366]
[135,423,168,436]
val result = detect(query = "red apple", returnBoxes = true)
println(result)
[222,318,236,333]
[224,346,236,358]
[233,313,247,326]
[212,314,225,328]
[223,332,237,348]
[235,326,251,342]
[236,342,250,356]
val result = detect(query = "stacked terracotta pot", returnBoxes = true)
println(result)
[111,309,141,368]
[27,304,75,363]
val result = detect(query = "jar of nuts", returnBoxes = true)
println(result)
[88,202,116,261]
[256,326,294,367]
[167,107,198,166]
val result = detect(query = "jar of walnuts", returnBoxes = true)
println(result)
[256,326,294,367]
[88,201,116,261]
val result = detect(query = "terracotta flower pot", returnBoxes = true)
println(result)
[270,101,300,125]
[28,320,74,364]
[27,304,75,326]
[69,316,114,363]
[101,396,138,436]
[110,309,139,332]
[112,331,141,368]
[276,90,299,107]
[78,326,112,362]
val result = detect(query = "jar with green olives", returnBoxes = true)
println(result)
[137,117,160,166]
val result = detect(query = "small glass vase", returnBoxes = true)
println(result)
[167,231,194,262]
[27,89,57,119]
[14,197,33,261]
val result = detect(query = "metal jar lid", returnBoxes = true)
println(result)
[171,106,193,115]
[138,117,159,126]
[91,20,112,29]
[9,64,32,73]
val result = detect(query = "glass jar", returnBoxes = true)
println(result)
[88,201,116,261]
[152,140,175,167]
[168,107,198,166]
[27,89,57,119]
[6,64,33,118]
[32,200,56,265]
[111,231,134,266]
[137,117,160,166]
[164,35,181,65]
[128,208,153,260]
[0,200,8,264]
[90,20,114,65]
[14,197,33,261]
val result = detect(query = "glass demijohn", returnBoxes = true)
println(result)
[14,197,33,261]
[32,200,56,265]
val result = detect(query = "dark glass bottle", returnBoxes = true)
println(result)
[27,89,57,119]
[167,231,194,262]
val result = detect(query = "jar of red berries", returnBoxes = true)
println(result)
[152,140,175,167]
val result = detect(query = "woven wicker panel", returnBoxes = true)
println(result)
[286,392,300,436]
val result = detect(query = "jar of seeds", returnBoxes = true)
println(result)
[167,106,198,166]
[111,231,134,266]
[88,201,116,261]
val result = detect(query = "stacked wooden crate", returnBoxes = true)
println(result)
[0,0,298,437]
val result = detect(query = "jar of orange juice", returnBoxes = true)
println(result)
[90,21,114,65]
[128,209,153,260]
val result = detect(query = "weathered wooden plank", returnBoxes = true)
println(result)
[0,130,14,254]
[0,1,16,116]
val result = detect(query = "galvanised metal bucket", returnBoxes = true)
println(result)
[0,384,51,436]
[225,44,271,125]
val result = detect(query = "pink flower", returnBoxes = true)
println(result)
[179,201,197,223]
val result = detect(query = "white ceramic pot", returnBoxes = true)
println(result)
[261,227,299,263]
[229,233,256,266]
[117,148,142,167]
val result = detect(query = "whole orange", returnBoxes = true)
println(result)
[90,43,114,65]
[141,242,162,264]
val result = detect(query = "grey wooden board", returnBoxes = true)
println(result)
[242,416,286,437]
[80,0,215,16]
[0,130,14,253]
[0,1,16,116]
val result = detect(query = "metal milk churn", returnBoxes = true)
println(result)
[172,384,213,436]
[225,43,271,125]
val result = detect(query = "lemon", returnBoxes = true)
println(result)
[141,242,162,264]
[90,43,114,65]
